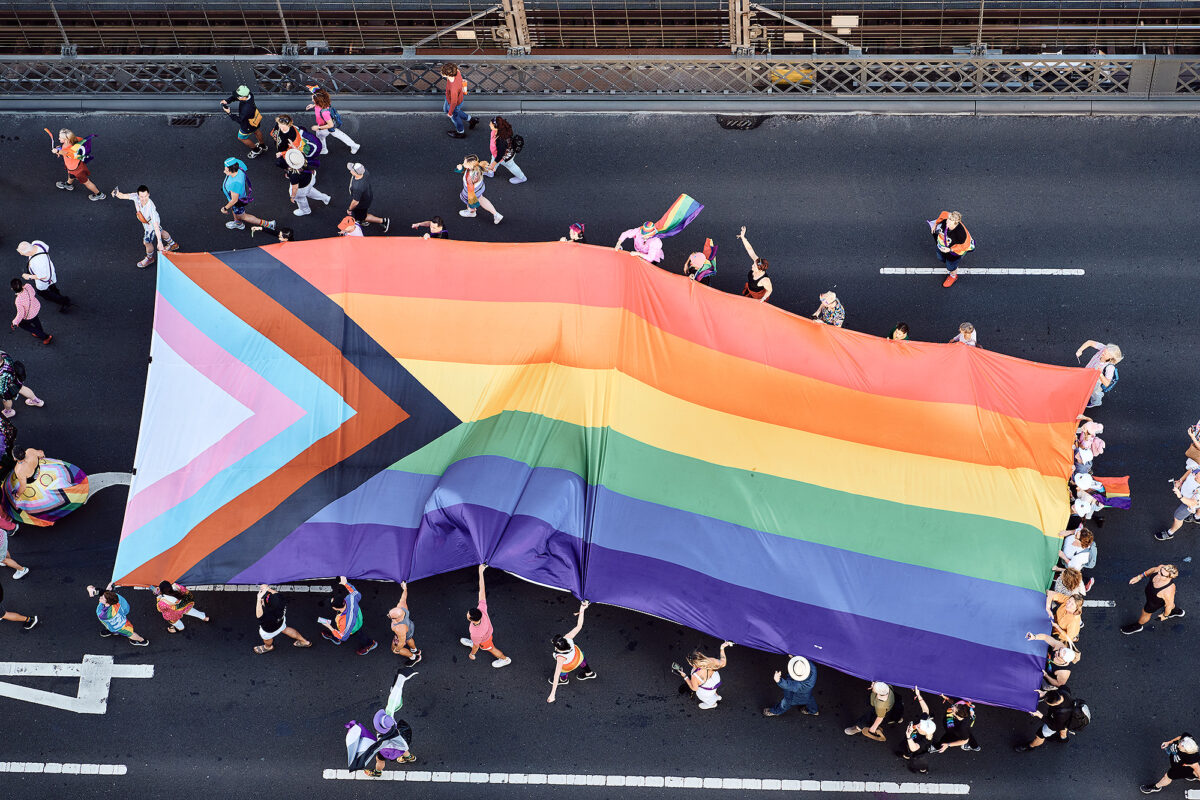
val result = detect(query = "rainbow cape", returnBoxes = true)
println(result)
[654,193,703,238]
[114,238,1098,711]
[1095,476,1131,509]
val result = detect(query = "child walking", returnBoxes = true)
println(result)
[460,564,511,668]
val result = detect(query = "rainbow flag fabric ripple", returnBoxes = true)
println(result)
[116,239,1097,711]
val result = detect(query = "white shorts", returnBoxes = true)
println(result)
[259,614,287,641]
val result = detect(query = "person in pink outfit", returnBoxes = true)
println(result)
[10,279,51,344]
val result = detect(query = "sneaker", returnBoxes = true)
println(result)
[493,213,504,225]
[942,273,958,288]
[1013,744,1031,753]
[547,675,569,685]
[137,256,153,269]
[321,195,331,205]
[99,629,115,637]
[88,192,106,201]
[363,769,382,778]
[166,242,181,252]
[446,131,466,139]
[762,708,780,717]
[1141,785,1162,794]
[292,208,310,217]
[575,670,597,681]
[458,209,476,218]
[468,117,479,130]
[55,181,74,191]
[22,615,38,630]
[225,220,246,230]
[799,708,819,716]
[961,744,981,752]
[12,566,29,579]
[509,177,527,185]
[247,144,268,159]
[356,640,378,656]
[1155,530,1175,541]
[407,650,422,666]
[321,630,338,643]
[844,726,862,736]
[350,143,361,155]
[399,753,416,763]
[1121,623,1144,634]
[1084,578,1094,592]
[131,638,150,646]
[492,657,512,668]
[382,218,391,232]
[459,637,474,647]
[1166,608,1187,619]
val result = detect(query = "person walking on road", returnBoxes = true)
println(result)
[411,217,449,239]
[51,128,105,201]
[221,158,275,233]
[362,712,417,777]
[812,291,845,327]
[675,641,733,710]
[11,279,52,345]
[455,155,503,225]
[1014,687,1074,751]
[1075,340,1122,408]
[902,689,937,774]
[283,149,331,217]
[442,63,478,139]
[929,210,973,288]
[934,695,981,752]
[320,576,377,655]
[546,600,596,703]
[736,226,772,302]
[615,221,664,264]
[762,656,818,717]
[112,185,179,268]
[485,117,527,185]
[346,163,390,231]
[0,522,29,579]
[1026,631,1079,689]
[338,216,364,237]
[88,583,147,645]
[220,85,268,157]
[254,584,311,653]
[388,581,421,666]
[1154,462,1200,541]
[844,681,905,741]
[461,564,512,668]
[951,322,978,346]
[890,322,910,341]
[306,86,360,155]
[1141,733,1200,794]
[153,580,211,634]
[560,222,586,243]
[17,241,71,313]
[1123,564,1185,634]
[0,580,37,629]
[0,351,45,419]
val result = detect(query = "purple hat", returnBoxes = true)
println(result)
[373,710,396,734]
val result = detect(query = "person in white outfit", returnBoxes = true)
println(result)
[307,87,360,155]
[284,149,331,216]
[16,240,71,312]
[675,641,733,709]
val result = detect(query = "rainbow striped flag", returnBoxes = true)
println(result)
[114,238,1097,711]
[653,193,703,238]
[1095,476,1131,509]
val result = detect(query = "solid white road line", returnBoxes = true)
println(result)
[0,655,153,714]
[1083,599,1115,607]
[125,584,331,593]
[88,472,133,494]
[879,267,1085,276]
[1185,790,1200,799]
[0,763,127,775]
[321,770,970,793]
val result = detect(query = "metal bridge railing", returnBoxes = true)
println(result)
[1,54,1199,98]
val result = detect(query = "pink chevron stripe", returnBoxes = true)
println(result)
[120,296,305,538]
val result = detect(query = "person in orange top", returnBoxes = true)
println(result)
[442,63,478,139]
[1045,590,1084,643]
[929,210,972,288]
[52,129,104,201]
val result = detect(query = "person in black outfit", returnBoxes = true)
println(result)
[220,85,268,157]
[411,217,449,239]
[1014,687,1073,751]
[934,696,981,752]
[1142,733,1200,793]
[254,584,312,653]
[901,689,936,774]
[1123,563,1184,634]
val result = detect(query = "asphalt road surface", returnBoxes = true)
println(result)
[0,110,1197,799]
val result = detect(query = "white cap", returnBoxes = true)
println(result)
[347,162,365,175]
[917,718,936,736]
[871,681,890,696]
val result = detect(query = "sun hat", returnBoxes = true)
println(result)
[236,85,251,98]
[871,681,890,696]
[639,221,658,237]
[372,710,396,734]
[787,656,811,681]
[284,149,306,169]
[338,216,359,233]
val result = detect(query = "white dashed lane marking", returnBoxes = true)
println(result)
[321,770,970,793]
[1083,600,1115,607]
[0,763,127,775]
[879,267,1085,276]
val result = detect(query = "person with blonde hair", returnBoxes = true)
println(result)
[1044,589,1085,643]
[51,128,104,200]
[1123,564,1184,634]
[813,291,845,327]
[1141,733,1200,793]
[674,641,733,709]
[929,210,973,288]
[1025,631,1079,689]
[1075,340,1122,408]
[455,155,502,224]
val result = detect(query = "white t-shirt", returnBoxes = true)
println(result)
[25,247,55,291]
[1061,537,1090,570]
[130,196,161,232]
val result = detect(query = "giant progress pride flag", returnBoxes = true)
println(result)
[115,238,1096,710]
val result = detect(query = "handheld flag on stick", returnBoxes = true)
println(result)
[385,669,417,716]
[654,193,703,239]
[1094,476,1131,509]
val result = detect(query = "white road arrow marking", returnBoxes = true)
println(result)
[88,472,133,494]
[0,655,153,714]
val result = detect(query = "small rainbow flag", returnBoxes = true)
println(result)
[1095,476,1131,509]
[654,193,703,239]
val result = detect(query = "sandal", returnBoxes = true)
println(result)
[166,626,179,634]
[254,645,273,654]
[24,398,44,407]
[293,640,312,648]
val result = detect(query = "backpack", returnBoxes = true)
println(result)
[511,133,524,154]
[1100,365,1119,394]
[1068,699,1091,732]
[329,107,343,127]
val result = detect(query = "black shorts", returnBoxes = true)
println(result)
[1145,600,1166,614]
[1168,764,1198,780]
[350,204,370,222]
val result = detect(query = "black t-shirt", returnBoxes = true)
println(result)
[1172,734,1200,766]
[1040,690,1074,732]
[288,170,315,189]
[428,229,449,239]
[224,94,260,133]
[258,592,286,630]
[349,171,373,208]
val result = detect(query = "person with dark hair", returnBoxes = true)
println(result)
[320,575,377,655]
[485,116,526,184]
[11,279,51,344]
[112,184,179,269]
[3,447,87,527]
[306,86,360,155]
[889,323,910,341]
[411,217,449,239]
[934,695,981,753]
[736,226,772,302]
[442,63,478,139]
[254,584,311,653]
[0,579,37,629]
[388,581,421,666]
[460,564,511,668]
[1014,687,1073,751]
[546,600,595,703]
[220,85,267,157]
[221,158,275,233]
[1141,733,1200,794]
[87,582,146,645]
[153,579,210,634]
[560,223,586,243]
[0,351,44,419]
